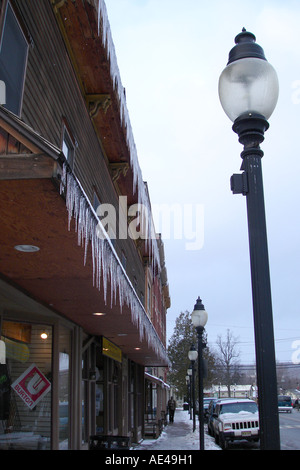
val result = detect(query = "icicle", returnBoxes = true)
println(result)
[62,158,167,362]
[95,2,156,218]
[92,1,162,279]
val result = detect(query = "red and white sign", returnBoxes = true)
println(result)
[11,364,51,410]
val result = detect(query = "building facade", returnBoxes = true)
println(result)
[205,384,258,401]
[0,0,170,449]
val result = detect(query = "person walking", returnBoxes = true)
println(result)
[168,396,176,423]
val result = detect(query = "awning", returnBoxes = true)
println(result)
[145,372,170,389]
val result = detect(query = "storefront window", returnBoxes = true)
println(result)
[0,321,52,450]
[95,349,104,434]
[58,325,71,450]
[129,362,134,432]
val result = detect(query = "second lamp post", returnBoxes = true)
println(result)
[191,297,208,450]
[188,344,198,432]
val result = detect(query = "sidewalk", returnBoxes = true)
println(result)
[134,409,220,451]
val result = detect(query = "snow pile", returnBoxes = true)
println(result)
[221,411,258,418]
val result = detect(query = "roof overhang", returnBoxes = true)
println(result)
[0,106,169,367]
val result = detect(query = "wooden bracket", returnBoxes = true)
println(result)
[86,94,111,118]
[109,162,129,182]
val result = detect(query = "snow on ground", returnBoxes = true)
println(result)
[134,409,220,451]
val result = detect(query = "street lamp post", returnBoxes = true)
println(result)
[187,366,192,420]
[218,29,280,450]
[185,374,190,412]
[191,297,208,450]
[188,345,198,432]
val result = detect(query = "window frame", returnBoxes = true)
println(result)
[61,120,76,169]
[0,0,29,116]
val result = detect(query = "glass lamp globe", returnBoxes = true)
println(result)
[188,345,198,362]
[218,30,279,122]
[191,297,208,329]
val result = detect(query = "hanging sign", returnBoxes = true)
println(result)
[102,337,122,363]
[11,364,51,410]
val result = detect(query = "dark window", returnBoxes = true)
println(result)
[93,192,101,212]
[121,250,127,270]
[62,124,75,169]
[0,2,28,115]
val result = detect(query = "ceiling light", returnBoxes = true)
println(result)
[92,312,106,316]
[14,245,40,253]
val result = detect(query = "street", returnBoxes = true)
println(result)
[280,409,300,450]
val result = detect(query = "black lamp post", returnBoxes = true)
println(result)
[187,366,193,420]
[185,375,190,415]
[218,29,280,450]
[188,345,198,432]
[191,297,208,450]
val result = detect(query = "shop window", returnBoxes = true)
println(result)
[128,361,135,433]
[95,351,104,434]
[81,341,101,445]
[0,321,52,450]
[58,325,71,450]
[0,1,29,116]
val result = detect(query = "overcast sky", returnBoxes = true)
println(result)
[104,0,300,366]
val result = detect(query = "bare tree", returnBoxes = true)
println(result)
[215,329,241,397]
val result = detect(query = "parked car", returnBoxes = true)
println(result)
[207,398,220,436]
[212,398,259,450]
[195,397,215,421]
[207,398,234,437]
[203,397,215,422]
[278,395,293,413]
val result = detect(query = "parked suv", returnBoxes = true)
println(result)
[207,398,220,436]
[213,399,259,449]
